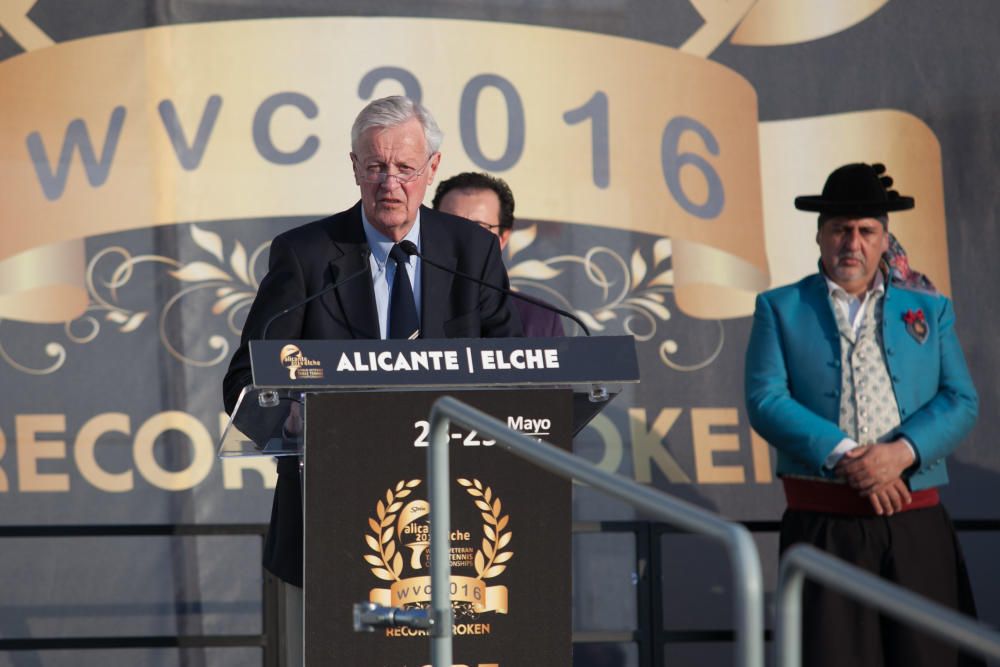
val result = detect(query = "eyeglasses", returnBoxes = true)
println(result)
[477,222,501,232]
[356,155,435,184]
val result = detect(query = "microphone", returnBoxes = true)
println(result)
[398,240,590,336]
[261,249,372,340]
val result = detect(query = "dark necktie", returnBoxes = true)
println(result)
[388,244,419,339]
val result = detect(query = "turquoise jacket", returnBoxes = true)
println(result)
[744,273,978,491]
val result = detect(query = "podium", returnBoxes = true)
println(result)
[220,336,638,666]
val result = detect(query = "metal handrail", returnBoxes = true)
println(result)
[776,544,1000,667]
[426,396,764,667]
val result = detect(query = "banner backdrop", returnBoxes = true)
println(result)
[1,1,998,665]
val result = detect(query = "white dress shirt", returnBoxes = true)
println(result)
[360,209,422,340]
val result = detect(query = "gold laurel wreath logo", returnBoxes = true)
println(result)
[363,477,513,582]
[458,478,513,579]
[364,478,421,581]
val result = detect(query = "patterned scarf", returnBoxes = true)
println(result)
[884,232,937,293]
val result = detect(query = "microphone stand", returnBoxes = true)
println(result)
[398,240,590,336]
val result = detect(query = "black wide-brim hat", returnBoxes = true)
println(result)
[795,162,915,216]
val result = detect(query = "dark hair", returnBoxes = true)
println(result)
[432,172,516,230]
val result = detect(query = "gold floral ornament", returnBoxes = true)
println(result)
[365,478,511,616]
[729,0,891,47]
[364,478,421,582]
[459,478,513,580]
[680,0,891,56]
[0,224,269,374]
[158,225,266,366]
[506,227,723,372]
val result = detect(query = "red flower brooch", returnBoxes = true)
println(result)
[903,309,928,344]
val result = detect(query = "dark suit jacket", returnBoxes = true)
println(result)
[223,202,522,585]
[513,298,565,338]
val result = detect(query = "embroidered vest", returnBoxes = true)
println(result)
[830,291,902,444]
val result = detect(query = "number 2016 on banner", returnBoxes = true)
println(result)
[360,67,725,220]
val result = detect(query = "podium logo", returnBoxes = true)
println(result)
[278,344,323,380]
[365,478,512,637]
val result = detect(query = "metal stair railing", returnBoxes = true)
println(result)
[423,396,764,667]
[776,543,1000,667]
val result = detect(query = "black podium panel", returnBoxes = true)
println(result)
[304,388,573,666]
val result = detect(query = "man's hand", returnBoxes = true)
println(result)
[835,440,915,493]
[866,478,912,516]
[283,402,303,438]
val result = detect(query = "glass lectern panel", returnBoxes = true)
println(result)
[218,385,303,457]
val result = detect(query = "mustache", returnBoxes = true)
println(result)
[837,252,865,262]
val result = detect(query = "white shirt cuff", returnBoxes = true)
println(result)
[824,438,860,469]
[898,436,917,466]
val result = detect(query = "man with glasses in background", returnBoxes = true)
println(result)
[434,171,565,337]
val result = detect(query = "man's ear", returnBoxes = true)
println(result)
[349,153,360,186]
[426,152,442,183]
[498,228,512,251]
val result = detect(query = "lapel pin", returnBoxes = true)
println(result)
[903,308,928,344]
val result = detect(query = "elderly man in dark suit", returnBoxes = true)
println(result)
[223,96,521,665]
[433,171,565,337]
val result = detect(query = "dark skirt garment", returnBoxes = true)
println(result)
[780,504,982,667]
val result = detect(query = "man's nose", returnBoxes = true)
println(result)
[844,229,862,249]
[378,174,403,192]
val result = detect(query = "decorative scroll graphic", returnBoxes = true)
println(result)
[507,225,724,372]
[0,14,950,372]
[366,478,511,619]
[0,1,890,58]
[0,225,268,374]
[0,17,770,325]
[0,223,723,374]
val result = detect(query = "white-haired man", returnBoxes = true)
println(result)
[223,96,521,665]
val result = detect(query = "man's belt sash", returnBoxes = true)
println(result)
[782,477,939,516]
